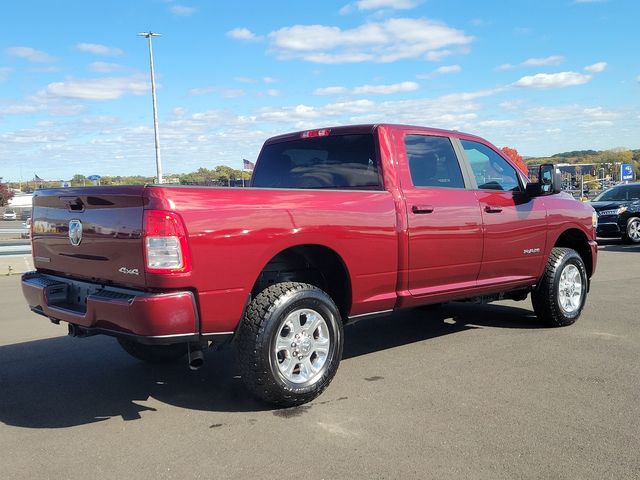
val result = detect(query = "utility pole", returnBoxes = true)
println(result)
[138,32,163,184]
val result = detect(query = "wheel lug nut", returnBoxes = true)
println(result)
[291,342,296,347]
[298,356,303,360]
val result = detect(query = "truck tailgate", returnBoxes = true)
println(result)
[31,186,147,288]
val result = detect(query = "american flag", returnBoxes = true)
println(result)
[243,159,255,171]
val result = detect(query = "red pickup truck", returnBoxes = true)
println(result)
[22,124,597,406]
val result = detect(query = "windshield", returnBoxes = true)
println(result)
[252,133,381,190]
[593,184,640,202]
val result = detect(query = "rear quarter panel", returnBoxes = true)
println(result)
[145,187,399,333]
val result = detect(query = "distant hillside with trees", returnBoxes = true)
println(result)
[7,147,639,192]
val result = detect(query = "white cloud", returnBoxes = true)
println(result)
[314,86,349,96]
[268,18,473,64]
[478,119,516,128]
[584,61,607,73]
[435,65,462,74]
[513,71,592,89]
[189,86,246,98]
[358,0,417,9]
[339,0,417,14]
[189,86,217,95]
[222,89,246,98]
[522,55,564,67]
[497,55,563,70]
[417,64,461,79]
[89,62,125,73]
[170,5,195,16]
[5,46,56,63]
[227,28,261,41]
[499,100,524,110]
[263,76,277,84]
[234,76,257,84]
[352,81,419,95]
[42,75,150,100]
[266,89,280,97]
[0,104,43,115]
[314,81,418,96]
[76,43,123,56]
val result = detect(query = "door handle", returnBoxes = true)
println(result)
[411,205,434,214]
[484,205,503,213]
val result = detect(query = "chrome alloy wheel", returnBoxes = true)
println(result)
[628,218,640,242]
[274,308,330,384]
[558,264,583,314]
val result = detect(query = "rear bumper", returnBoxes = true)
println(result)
[22,272,201,344]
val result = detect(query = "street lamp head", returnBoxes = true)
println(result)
[137,32,162,38]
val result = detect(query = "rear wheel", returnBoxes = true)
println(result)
[236,282,343,407]
[117,338,187,364]
[532,247,588,327]
[623,217,640,244]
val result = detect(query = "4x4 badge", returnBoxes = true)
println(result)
[68,219,83,246]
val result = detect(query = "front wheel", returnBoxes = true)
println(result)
[531,247,588,327]
[236,282,344,407]
[623,217,640,244]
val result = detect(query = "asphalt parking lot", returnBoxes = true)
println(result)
[1,242,638,480]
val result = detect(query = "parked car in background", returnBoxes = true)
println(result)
[590,183,640,243]
[20,217,31,239]
[3,209,17,221]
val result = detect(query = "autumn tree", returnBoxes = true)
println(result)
[0,182,14,206]
[501,146,528,175]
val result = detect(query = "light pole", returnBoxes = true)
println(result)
[138,31,163,184]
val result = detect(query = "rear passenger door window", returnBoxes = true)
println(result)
[405,135,465,189]
[460,140,521,192]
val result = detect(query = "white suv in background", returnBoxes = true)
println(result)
[3,209,17,220]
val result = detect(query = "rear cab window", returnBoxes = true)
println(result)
[405,135,465,189]
[251,133,381,190]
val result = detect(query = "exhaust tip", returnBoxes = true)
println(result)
[188,349,204,371]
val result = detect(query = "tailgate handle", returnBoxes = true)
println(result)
[411,205,434,214]
[60,196,85,212]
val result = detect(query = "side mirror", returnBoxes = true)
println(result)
[526,163,561,197]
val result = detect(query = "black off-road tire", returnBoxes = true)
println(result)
[531,247,588,327]
[622,217,640,244]
[236,282,344,407]
[117,338,187,364]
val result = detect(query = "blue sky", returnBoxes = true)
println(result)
[1,0,638,181]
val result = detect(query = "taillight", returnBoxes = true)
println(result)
[300,128,331,138]
[143,210,191,274]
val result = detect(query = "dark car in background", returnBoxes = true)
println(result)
[590,183,640,244]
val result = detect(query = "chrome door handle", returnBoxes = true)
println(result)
[484,205,503,213]
[412,205,434,214]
